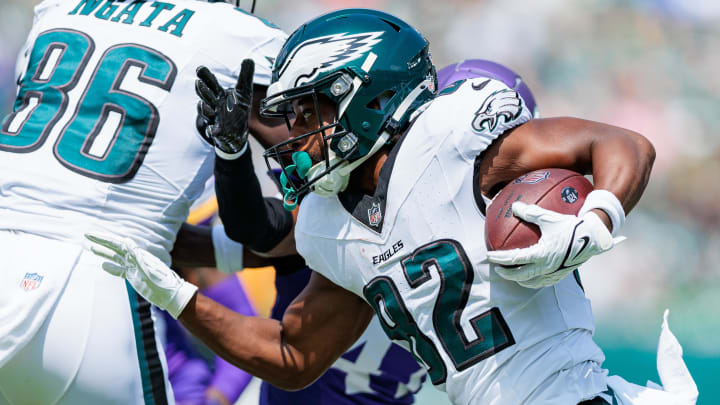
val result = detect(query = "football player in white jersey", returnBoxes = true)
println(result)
[86,8,698,405]
[168,138,429,404]
[0,0,286,404]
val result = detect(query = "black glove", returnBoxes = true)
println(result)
[195,59,255,157]
[195,109,212,139]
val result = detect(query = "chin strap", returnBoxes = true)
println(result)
[279,131,389,210]
[305,131,391,198]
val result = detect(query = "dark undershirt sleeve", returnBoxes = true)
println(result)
[214,149,293,253]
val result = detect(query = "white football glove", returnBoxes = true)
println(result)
[487,201,625,288]
[85,233,197,318]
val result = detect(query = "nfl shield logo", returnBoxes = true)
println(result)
[513,171,549,184]
[368,202,382,227]
[20,272,43,292]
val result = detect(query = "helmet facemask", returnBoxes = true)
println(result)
[262,71,376,209]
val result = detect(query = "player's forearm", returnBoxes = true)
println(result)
[589,127,655,214]
[172,223,214,268]
[214,150,294,253]
[178,293,313,390]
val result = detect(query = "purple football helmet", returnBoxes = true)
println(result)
[437,59,538,117]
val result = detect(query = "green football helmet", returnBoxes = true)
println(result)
[260,8,436,208]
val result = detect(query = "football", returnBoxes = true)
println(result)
[485,168,593,251]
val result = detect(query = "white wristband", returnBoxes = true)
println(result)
[578,189,626,236]
[211,224,244,274]
[214,139,249,161]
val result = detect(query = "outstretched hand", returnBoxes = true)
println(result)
[85,233,197,318]
[487,201,624,288]
[195,59,255,159]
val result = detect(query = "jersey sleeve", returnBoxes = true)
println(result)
[243,33,286,87]
[14,2,49,85]
[428,78,534,163]
[209,8,287,88]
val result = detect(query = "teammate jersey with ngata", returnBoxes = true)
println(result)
[296,78,606,405]
[0,0,285,264]
[0,1,285,392]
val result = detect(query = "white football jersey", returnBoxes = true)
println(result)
[296,79,608,404]
[0,0,286,263]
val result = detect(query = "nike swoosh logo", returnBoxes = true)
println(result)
[572,236,590,261]
[550,220,586,273]
[472,79,491,91]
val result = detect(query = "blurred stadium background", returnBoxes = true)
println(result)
[1,0,717,403]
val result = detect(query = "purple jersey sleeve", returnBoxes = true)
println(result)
[163,310,213,404]
[164,275,256,405]
[203,276,256,403]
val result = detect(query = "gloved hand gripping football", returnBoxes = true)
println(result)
[487,201,625,288]
[85,233,197,318]
[195,59,255,159]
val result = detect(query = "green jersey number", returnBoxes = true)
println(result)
[0,28,176,183]
[364,239,515,385]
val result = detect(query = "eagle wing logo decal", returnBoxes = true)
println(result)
[278,31,384,87]
[471,89,523,135]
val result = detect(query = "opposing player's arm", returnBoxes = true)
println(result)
[171,223,214,268]
[170,223,272,269]
[244,83,303,258]
[213,150,299,256]
[196,63,299,258]
[478,117,655,218]
[179,271,374,390]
